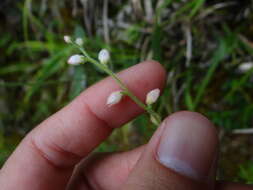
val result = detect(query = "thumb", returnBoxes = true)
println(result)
[123,111,218,190]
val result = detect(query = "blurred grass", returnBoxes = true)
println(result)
[0,0,253,183]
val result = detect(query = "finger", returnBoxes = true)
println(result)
[123,111,219,190]
[67,146,145,190]
[0,61,166,190]
[68,150,252,190]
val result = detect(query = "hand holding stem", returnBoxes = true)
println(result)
[65,36,161,126]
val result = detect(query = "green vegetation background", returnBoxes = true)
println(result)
[0,0,253,184]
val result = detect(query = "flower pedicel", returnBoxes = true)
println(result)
[65,36,161,126]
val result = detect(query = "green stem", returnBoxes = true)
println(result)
[76,45,161,125]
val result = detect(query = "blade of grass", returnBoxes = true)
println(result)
[224,67,253,100]
[189,0,206,18]
[24,48,71,102]
[151,24,163,62]
[193,34,238,109]
[22,0,32,42]
[69,66,87,100]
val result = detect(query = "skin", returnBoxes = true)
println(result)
[0,61,252,190]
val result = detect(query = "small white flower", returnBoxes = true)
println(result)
[67,55,84,65]
[146,89,160,105]
[98,49,110,64]
[75,38,84,46]
[106,91,123,106]
[64,35,71,43]
[238,62,253,72]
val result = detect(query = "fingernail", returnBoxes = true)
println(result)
[156,112,218,181]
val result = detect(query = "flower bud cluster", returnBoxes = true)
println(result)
[64,34,161,112]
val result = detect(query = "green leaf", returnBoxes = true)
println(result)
[74,25,86,39]
[24,49,70,102]
[69,66,87,100]
[151,25,163,62]
[190,0,206,18]
[0,63,32,75]
[185,92,194,111]
[0,130,4,149]
[193,33,238,109]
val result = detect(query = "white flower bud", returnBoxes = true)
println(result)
[238,62,253,72]
[64,35,71,43]
[106,91,123,106]
[67,55,84,65]
[75,38,84,46]
[98,49,110,64]
[146,89,160,105]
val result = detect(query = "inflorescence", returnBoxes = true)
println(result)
[64,35,161,126]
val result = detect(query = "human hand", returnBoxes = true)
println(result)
[0,61,252,190]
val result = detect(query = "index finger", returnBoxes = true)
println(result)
[0,61,166,190]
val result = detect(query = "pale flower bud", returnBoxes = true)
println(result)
[146,89,160,105]
[64,35,71,43]
[67,55,84,65]
[106,91,123,106]
[98,49,110,64]
[75,38,84,46]
[238,62,253,72]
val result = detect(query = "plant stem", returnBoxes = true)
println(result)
[76,45,161,125]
